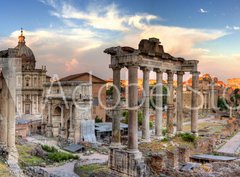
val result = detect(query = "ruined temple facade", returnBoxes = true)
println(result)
[104,38,200,176]
[183,74,226,112]
[0,30,48,115]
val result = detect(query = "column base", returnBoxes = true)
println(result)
[176,131,183,135]
[141,138,151,143]
[167,133,176,138]
[41,123,46,135]
[68,129,74,142]
[60,128,66,138]
[153,135,165,140]
[191,132,198,137]
[46,125,53,137]
[109,148,146,177]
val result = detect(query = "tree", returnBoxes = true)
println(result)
[122,110,153,129]
[149,85,168,110]
[228,88,240,117]
[217,98,227,111]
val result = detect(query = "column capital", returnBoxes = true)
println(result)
[47,99,52,105]
[154,68,163,73]
[140,66,151,72]
[177,71,185,76]
[167,70,174,82]
[166,70,175,75]
[126,64,139,69]
[111,65,123,70]
[191,71,200,76]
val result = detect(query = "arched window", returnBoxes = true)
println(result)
[25,76,30,87]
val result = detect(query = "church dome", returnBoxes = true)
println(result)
[14,29,36,70]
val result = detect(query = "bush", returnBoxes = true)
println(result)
[95,116,103,123]
[162,128,167,136]
[48,152,79,162]
[149,121,153,129]
[180,133,196,142]
[41,145,58,153]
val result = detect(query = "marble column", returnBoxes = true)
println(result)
[128,65,139,152]
[155,69,163,137]
[7,73,16,151]
[37,95,39,114]
[60,104,65,137]
[141,67,150,141]
[176,71,184,132]
[46,100,53,137]
[166,70,175,135]
[203,92,207,113]
[0,78,8,146]
[111,66,122,146]
[68,103,74,141]
[191,71,200,135]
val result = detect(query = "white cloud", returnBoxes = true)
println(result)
[233,26,240,30]
[199,8,208,14]
[226,25,240,31]
[65,58,79,72]
[46,1,158,31]
[1,1,233,82]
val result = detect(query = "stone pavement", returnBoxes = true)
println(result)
[217,131,240,155]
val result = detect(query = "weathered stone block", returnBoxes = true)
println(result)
[166,150,179,169]
[138,38,164,56]
[178,146,190,164]
[109,148,147,177]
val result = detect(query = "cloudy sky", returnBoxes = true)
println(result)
[0,0,240,82]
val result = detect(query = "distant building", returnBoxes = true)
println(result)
[16,116,42,138]
[183,74,226,111]
[0,30,49,115]
[227,78,240,89]
[60,73,107,121]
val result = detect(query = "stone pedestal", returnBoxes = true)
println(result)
[60,128,65,138]
[68,128,74,142]
[41,122,46,135]
[109,148,146,177]
[166,150,179,169]
[178,146,190,164]
[46,124,53,137]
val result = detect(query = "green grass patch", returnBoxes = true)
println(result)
[75,164,108,177]
[179,133,196,142]
[41,145,58,153]
[17,144,80,168]
[17,144,45,168]
[48,152,79,162]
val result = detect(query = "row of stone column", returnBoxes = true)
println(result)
[141,68,199,140]
[202,89,218,112]
[111,65,200,152]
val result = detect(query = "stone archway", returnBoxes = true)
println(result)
[52,105,61,137]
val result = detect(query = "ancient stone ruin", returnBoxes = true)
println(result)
[104,38,200,176]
